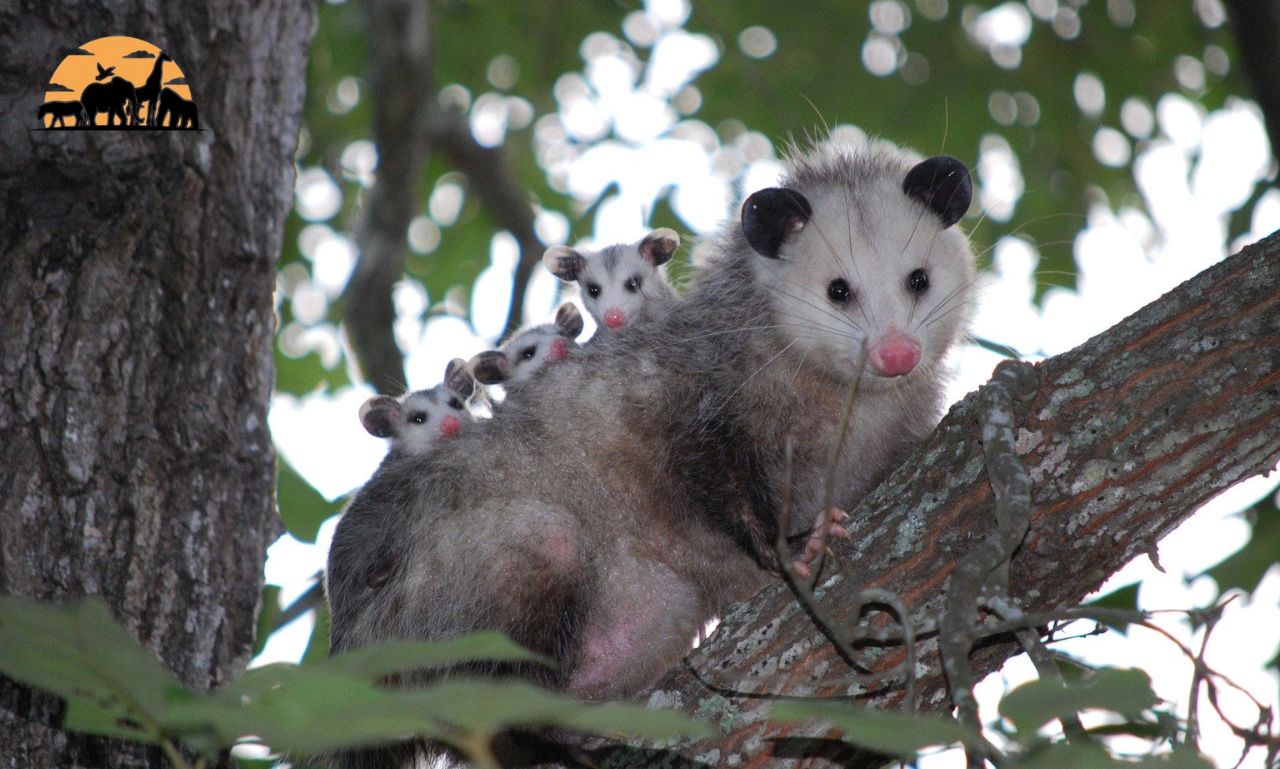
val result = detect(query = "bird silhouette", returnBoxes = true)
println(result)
[95,62,116,81]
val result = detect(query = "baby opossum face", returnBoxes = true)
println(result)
[543,229,679,333]
[471,303,584,388]
[742,152,974,388]
[359,358,474,454]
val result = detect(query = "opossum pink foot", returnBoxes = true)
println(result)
[791,507,850,579]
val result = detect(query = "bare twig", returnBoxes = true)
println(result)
[938,360,1039,768]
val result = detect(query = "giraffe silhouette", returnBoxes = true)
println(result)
[136,51,171,127]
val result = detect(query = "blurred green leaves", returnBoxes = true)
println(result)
[0,597,711,768]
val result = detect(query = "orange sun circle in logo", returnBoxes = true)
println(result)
[41,35,197,129]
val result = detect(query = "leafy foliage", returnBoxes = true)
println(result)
[772,667,1214,768]
[0,597,710,768]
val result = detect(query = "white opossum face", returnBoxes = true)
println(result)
[742,151,974,388]
[358,358,475,454]
[543,229,679,333]
[471,303,584,388]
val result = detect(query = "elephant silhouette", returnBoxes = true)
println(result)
[81,76,138,127]
[155,87,198,129]
[37,100,87,128]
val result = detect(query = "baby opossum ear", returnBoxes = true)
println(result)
[359,395,403,439]
[903,155,972,228]
[639,228,680,266]
[543,245,586,282]
[554,303,584,339]
[470,350,510,385]
[444,357,475,399]
[741,187,812,259]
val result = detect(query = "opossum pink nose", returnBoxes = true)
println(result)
[547,337,568,362]
[869,332,922,376]
[603,309,626,329]
[439,415,462,439]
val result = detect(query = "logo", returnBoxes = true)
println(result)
[39,36,199,130]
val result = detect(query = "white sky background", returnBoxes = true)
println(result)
[262,1,1280,766]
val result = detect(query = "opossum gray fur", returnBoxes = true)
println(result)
[358,358,475,458]
[324,138,975,767]
[469,303,584,392]
[543,228,679,334]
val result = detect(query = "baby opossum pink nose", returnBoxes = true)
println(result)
[439,415,462,439]
[603,309,626,329]
[547,337,569,361]
[869,331,922,376]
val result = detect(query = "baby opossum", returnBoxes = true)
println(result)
[325,139,974,766]
[469,302,583,390]
[543,228,679,333]
[358,358,475,456]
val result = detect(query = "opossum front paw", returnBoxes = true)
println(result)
[792,507,850,579]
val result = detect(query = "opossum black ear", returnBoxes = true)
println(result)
[444,357,475,399]
[359,395,402,439]
[470,350,510,384]
[554,303,584,338]
[543,245,586,282]
[903,156,971,228]
[639,228,680,266]
[741,187,812,259]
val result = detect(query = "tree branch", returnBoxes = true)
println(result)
[344,0,434,394]
[1224,0,1280,169]
[592,230,1280,768]
[428,110,548,340]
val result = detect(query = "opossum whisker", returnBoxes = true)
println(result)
[917,277,979,329]
[770,284,866,333]
[707,339,800,421]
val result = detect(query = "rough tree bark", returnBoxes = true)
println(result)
[0,3,316,767]
[590,232,1280,768]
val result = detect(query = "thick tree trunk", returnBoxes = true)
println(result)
[594,232,1280,768]
[0,3,316,767]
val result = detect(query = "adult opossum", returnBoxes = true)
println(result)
[325,138,974,764]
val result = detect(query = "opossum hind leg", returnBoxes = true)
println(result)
[415,500,590,688]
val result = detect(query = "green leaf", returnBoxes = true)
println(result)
[999,668,1159,735]
[1009,742,1129,769]
[253,585,283,658]
[1087,582,1141,634]
[318,632,550,678]
[0,597,185,743]
[400,679,714,741]
[301,598,331,665]
[1199,486,1280,595]
[770,701,977,756]
[971,335,1025,360]
[1128,748,1216,768]
[276,456,338,542]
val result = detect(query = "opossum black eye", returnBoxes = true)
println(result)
[827,278,852,305]
[586,283,602,298]
[519,345,537,361]
[907,269,929,295]
[447,397,463,410]
[625,275,642,293]
[408,412,428,424]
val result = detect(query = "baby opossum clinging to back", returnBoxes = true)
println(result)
[468,302,584,391]
[543,228,680,333]
[358,358,476,456]
[326,140,975,766]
